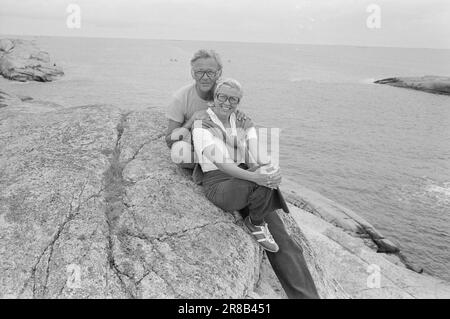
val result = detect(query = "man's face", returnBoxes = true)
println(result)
[191,58,221,93]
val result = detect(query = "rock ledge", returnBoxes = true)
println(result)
[1,92,449,299]
[0,39,64,82]
[374,76,450,95]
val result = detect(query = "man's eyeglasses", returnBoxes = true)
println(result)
[192,70,219,80]
[215,93,240,105]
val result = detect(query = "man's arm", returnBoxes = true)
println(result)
[165,110,210,148]
[166,93,190,148]
[165,119,183,148]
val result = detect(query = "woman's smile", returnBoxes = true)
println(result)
[212,85,241,119]
[219,104,233,111]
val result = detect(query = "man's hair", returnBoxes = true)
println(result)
[214,78,243,97]
[190,49,223,70]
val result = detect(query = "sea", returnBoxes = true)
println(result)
[1,35,449,282]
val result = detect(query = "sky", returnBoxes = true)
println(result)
[0,0,449,49]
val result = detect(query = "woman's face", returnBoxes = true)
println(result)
[212,85,242,118]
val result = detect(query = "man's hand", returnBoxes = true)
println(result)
[191,110,209,121]
[170,127,190,142]
[184,110,209,130]
[166,119,182,148]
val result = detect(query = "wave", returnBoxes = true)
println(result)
[426,182,450,203]
[361,78,376,84]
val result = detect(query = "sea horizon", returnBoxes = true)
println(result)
[2,33,450,51]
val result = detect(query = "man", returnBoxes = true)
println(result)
[166,49,248,168]
[165,49,319,299]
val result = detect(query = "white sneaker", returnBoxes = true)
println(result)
[244,216,279,253]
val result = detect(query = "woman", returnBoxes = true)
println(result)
[192,78,290,252]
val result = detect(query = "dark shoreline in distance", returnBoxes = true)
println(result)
[375,76,450,95]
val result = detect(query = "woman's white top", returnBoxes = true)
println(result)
[192,108,257,172]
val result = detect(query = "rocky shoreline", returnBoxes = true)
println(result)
[1,92,449,298]
[374,76,450,95]
[281,179,427,274]
[0,39,63,82]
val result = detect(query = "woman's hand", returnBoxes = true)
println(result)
[246,163,260,172]
[235,109,248,122]
[251,168,282,189]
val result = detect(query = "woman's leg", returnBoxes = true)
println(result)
[238,208,319,299]
[205,177,281,252]
[205,178,253,212]
[264,212,319,299]
[205,178,280,224]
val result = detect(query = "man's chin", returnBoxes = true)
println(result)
[198,83,213,92]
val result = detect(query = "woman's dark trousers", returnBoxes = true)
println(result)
[202,169,319,299]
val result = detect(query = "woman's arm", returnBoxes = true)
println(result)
[245,127,271,167]
[203,144,281,188]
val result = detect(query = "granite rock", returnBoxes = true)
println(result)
[0,95,336,298]
[0,39,64,82]
[1,92,448,298]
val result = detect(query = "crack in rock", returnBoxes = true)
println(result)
[103,112,137,298]
[101,113,169,297]
[20,181,101,298]
[124,220,235,244]
[126,133,165,164]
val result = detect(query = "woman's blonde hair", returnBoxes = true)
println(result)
[214,78,244,97]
